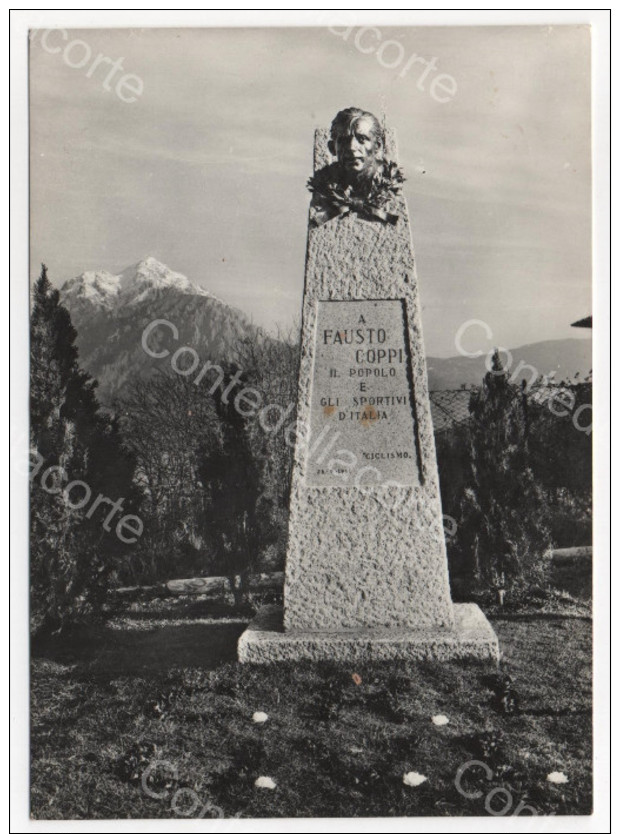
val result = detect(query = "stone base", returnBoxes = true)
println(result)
[238,604,499,664]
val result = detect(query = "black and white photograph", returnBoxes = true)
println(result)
[11,10,610,827]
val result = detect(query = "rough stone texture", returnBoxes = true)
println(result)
[238,604,500,664]
[283,128,454,632]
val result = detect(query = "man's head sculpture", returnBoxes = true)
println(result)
[307,107,401,227]
[328,107,384,184]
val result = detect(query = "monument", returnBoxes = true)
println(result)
[238,108,499,663]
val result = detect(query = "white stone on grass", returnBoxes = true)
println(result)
[403,771,427,787]
[431,714,449,726]
[252,711,269,724]
[254,776,276,790]
[546,771,568,784]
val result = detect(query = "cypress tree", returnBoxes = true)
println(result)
[197,368,277,604]
[30,265,139,634]
[457,350,552,593]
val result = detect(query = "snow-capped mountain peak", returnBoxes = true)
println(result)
[60,257,219,315]
[61,269,121,311]
[58,257,261,404]
[118,257,213,299]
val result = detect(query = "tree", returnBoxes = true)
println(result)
[197,368,278,604]
[526,377,592,547]
[456,350,552,592]
[116,371,222,583]
[30,265,138,635]
[231,326,299,571]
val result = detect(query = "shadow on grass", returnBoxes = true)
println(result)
[32,620,247,677]
[109,598,255,621]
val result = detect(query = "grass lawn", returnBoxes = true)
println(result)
[30,600,592,819]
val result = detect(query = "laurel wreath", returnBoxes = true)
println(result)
[307,159,405,212]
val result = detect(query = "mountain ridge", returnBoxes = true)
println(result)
[426,337,592,390]
[61,256,221,318]
[60,257,265,404]
[59,257,592,402]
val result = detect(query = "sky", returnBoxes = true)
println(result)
[29,24,592,357]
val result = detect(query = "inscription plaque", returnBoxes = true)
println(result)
[306,299,420,486]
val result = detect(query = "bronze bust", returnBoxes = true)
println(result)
[308,107,404,227]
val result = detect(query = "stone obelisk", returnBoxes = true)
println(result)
[238,111,498,663]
